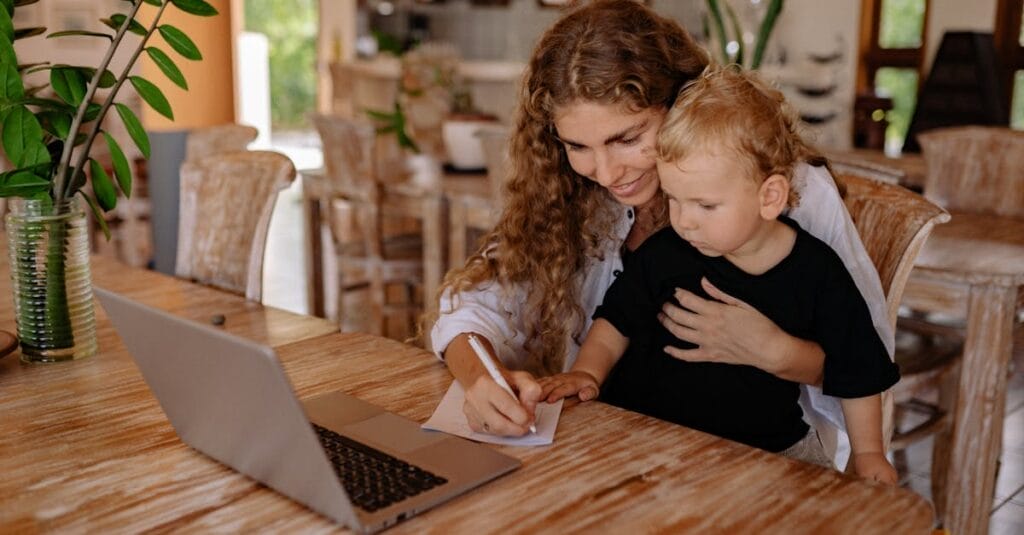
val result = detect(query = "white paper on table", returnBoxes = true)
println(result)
[421,380,563,446]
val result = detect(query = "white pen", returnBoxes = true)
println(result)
[466,334,537,434]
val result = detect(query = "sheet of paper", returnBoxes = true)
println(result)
[421,380,563,446]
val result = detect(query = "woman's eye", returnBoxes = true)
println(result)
[563,142,585,153]
[699,203,717,210]
[620,136,640,146]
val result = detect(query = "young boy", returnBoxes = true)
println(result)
[540,66,900,483]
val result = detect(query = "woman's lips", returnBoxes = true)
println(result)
[609,172,650,197]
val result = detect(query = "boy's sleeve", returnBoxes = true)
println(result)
[814,257,900,398]
[593,245,658,341]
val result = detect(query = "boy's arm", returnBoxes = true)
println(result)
[540,319,628,402]
[842,395,897,485]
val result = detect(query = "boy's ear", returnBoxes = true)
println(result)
[759,174,790,219]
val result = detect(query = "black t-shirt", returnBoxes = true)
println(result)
[595,216,900,452]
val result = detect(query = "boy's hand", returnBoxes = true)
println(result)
[537,371,600,403]
[852,452,898,485]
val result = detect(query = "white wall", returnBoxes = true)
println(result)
[925,0,997,70]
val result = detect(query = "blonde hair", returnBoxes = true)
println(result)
[657,65,838,207]
[431,0,708,375]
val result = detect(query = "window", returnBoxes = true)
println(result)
[858,0,930,152]
[996,0,1024,129]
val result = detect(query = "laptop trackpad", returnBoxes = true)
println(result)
[342,413,446,454]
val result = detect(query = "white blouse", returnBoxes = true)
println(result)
[430,163,894,469]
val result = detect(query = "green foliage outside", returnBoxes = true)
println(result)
[244,0,317,132]
[879,0,925,49]
[876,0,925,151]
[1012,71,1024,131]
[875,67,918,152]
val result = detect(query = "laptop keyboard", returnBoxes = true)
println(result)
[313,424,448,512]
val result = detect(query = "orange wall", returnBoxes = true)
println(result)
[138,0,235,131]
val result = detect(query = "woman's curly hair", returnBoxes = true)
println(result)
[433,0,708,375]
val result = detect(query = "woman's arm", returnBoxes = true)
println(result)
[659,277,825,385]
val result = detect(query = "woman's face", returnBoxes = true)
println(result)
[553,101,666,207]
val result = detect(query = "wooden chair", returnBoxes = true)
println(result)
[175,150,295,301]
[840,173,950,456]
[184,124,259,163]
[892,126,1024,514]
[448,125,509,270]
[312,114,424,338]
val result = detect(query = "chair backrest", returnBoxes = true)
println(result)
[176,150,295,301]
[311,114,378,201]
[475,125,510,211]
[829,157,905,185]
[184,124,259,163]
[841,173,949,454]
[918,126,1024,218]
[842,174,951,327]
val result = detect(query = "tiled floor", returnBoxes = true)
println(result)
[895,364,1024,534]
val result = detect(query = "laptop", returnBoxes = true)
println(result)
[95,287,520,533]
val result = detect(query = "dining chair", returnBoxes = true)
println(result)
[839,173,950,458]
[447,125,509,270]
[184,124,259,163]
[175,150,295,301]
[890,125,1024,513]
[312,114,424,338]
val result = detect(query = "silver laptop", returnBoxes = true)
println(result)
[95,287,520,533]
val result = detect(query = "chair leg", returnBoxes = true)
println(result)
[930,359,961,521]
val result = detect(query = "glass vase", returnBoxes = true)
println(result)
[6,198,97,363]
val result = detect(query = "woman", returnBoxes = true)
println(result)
[429,0,892,467]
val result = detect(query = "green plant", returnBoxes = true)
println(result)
[0,0,214,355]
[705,0,784,70]
[366,102,420,153]
[0,0,215,226]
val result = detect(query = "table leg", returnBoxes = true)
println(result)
[938,283,1017,535]
[303,187,325,318]
[422,194,444,321]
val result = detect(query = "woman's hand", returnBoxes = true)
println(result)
[462,369,541,437]
[657,277,824,384]
[537,371,600,403]
[852,452,898,485]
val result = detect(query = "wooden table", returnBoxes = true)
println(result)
[0,254,934,532]
[824,147,928,190]
[301,168,491,320]
[901,211,1024,535]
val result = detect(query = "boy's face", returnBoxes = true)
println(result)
[658,151,770,259]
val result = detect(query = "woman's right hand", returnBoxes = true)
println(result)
[462,370,541,436]
[538,371,600,403]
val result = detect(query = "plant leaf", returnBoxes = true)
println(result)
[145,47,187,89]
[47,30,113,41]
[129,76,173,120]
[13,27,44,40]
[0,5,12,42]
[157,24,201,60]
[103,14,147,37]
[50,67,86,106]
[0,59,23,100]
[40,110,71,138]
[750,0,784,70]
[115,102,149,159]
[170,0,218,17]
[81,67,116,88]
[88,158,117,210]
[0,170,50,197]
[0,32,15,66]
[83,102,101,122]
[79,191,111,239]
[0,0,11,17]
[141,0,163,6]
[2,105,49,167]
[103,131,131,197]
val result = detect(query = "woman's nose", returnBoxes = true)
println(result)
[592,150,622,186]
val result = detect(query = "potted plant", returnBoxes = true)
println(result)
[0,0,215,362]
[705,0,784,69]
